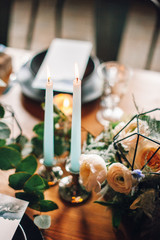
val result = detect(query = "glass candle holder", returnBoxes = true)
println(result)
[59,159,91,204]
[38,158,63,186]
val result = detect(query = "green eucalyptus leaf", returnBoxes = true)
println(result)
[67,127,71,136]
[0,122,11,139]
[54,104,67,121]
[94,201,118,207]
[24,174,49,192]
[16,135,28,148]
[21,142,33,157]
[7,143,21,152]
[30,200,58,212]
[34,215,51,229]
[16,155,37,175]
[54,136,68,156]
[112,208,122,229]
[9,172,31,190]
[110,121,120,129]
[16,191,44,203]
[31,137,43,157]
[0,147,22,170]
[54,115,60,124]
[0,105,5,118]
[0,139,6,147]
[86,133,94,145]
[33,122,44,139]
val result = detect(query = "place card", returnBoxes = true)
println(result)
[0,193,28,240]
[32,38,92,93]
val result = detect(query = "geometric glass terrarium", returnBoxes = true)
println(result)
[0,104,22,143]
[113,108,160,173]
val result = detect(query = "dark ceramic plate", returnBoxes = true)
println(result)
[30,50,95,81]
[12,214,44,240]
[17,50,102,103]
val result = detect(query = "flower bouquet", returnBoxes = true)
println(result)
[80,108,160,240]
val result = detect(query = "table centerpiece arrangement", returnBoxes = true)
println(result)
[80,108,160,240]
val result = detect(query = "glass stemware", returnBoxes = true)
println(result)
[96,61,132,126]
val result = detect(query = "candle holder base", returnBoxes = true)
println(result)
[38,159,63,186]
[59,161,91,204]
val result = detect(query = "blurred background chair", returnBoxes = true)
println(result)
[145,0,160,69]
[94,0,130,62]
[0,0,66,49]
[0,0,13,46]
[95,0,160,70]
[25,0,66,49]
[0,0,160,70]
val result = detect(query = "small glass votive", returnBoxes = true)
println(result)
[0,104,22,143]
[54,93,73,118]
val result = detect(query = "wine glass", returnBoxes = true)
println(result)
[96,61,132,126]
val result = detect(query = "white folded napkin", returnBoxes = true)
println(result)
[0,193,28,240]
[32,38,92,93]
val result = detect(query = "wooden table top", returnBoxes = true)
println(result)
[0,49,160,240]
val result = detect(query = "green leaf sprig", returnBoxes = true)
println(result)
[0,104,58,215]
[31,104,71,158]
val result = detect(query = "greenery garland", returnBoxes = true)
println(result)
[0,103,71,228]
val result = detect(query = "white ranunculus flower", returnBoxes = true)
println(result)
[79,154,107,192]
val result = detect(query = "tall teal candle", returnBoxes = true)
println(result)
[43,76,55,166]
[70,66,81,172]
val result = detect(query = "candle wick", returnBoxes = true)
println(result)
[76,77,78,82]
[48,77,51,83]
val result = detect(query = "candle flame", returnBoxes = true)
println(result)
[74,63,79,81]
[47,66,51,83]
[63,98,70,108]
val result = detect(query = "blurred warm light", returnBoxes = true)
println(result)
[54,94,73,116]
[63,98,70,108]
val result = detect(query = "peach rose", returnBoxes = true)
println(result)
[115,119,149,149]
[79,154,107,192]
[106,163,133,194]
[131,140,160,172]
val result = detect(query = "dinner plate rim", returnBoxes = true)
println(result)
[12,214,44,240]
[17,53,102,104]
